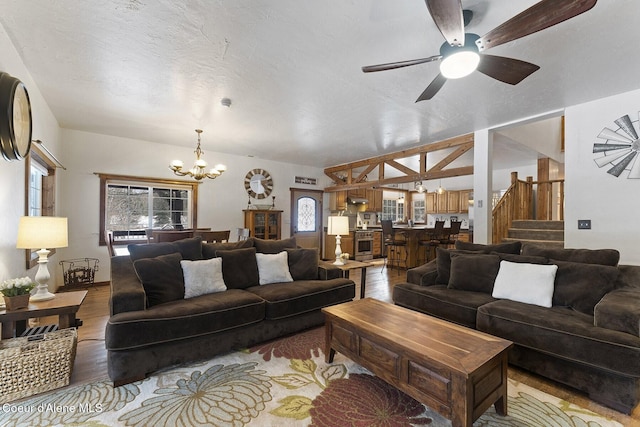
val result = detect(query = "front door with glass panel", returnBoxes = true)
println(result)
[290,188,322,249]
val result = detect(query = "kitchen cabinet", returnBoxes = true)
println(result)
[458,190,471,213]
[426,192,437,214]
[347,188,366,199]
[329,188,382,212]
[436,192,447,213]
[366,189,383,212]
[329,191,347,211]
[372,230,383,257]
[244,210,282,240]
[425,189,472,214]
[446,191,460,213]
[324,231,354,261]
[457,231,470,242]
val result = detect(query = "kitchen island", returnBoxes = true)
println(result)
[391,225,470,268]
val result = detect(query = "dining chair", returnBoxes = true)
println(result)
[144,228,155,244]
[381,220,407,274]
[105,231,116,257]
[237,228,250,241]
[195,230,230,243]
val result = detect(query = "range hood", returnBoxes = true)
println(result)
[347,197,368,204]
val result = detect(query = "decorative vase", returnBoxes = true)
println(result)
[3,294,30,311]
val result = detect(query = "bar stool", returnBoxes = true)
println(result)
[381,220,407,274]
[441,221,462,249]
[418,220,445,264]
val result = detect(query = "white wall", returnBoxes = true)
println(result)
[58,129,330,283]
[0,25,62,288]
[565,88,640,265]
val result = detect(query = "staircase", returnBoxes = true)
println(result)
[503,220,564,248]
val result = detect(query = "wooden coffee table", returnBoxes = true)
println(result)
[322,298,513,427]
[0,290,87,339]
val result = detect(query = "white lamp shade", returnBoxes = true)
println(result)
[327,216,349,236]
[16,216,68,249]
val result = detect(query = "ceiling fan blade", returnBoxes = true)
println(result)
[425,0,465,46]
[416,73,447,102]
[362,55,442,73]
[476,0,597,51]
[476,54,540,85]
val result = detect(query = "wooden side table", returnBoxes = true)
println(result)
[0,290,87,339]
[320,260,370,299]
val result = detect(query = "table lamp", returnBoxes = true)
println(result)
[328,216,349,266]
[16,216,68,301]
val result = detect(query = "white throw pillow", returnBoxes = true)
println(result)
[256,251,294,285]
[492,261,558,308]
[181,257,227,298]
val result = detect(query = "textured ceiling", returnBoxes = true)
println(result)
[0,0,638,167]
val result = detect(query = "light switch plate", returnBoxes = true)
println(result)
[578,219,591,230]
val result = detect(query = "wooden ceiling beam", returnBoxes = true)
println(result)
[385,159,417,177]
[355,163,378,183]
[324,133,474,174]
[324,166,474,192]
[323,133,474,192]
[428,141,474,172]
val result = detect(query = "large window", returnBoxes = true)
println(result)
[28,160,48,216]
[24,145,57,268]
[97,174,199,245]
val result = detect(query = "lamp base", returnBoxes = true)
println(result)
[30,284,55,302]
[32,248,55,301]
[333,235,345,266]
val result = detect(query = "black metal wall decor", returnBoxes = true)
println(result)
[594,113,640,178]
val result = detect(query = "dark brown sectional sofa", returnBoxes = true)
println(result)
[394,241,640,414]
[106,236,355,386]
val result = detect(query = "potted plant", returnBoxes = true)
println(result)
[1,277,36,310]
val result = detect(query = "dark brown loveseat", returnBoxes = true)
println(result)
[393,241,640,414]
[106,237,355,386]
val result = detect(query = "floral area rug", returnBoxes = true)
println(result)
[0,327,622,426]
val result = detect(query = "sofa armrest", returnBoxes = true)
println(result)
[406,259,438,286]
[594,288,640,337]
[318,265,341,280]
[110,255,147,316]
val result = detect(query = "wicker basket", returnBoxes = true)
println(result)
[0,328,77,403]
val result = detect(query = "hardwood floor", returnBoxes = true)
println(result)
[49,263,638,425]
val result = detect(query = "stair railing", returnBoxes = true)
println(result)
[492,172,532,244]
[491,172,564,243]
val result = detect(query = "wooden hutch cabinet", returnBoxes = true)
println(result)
[243,210,282,240]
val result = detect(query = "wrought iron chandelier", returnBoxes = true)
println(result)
[170,129,226,181]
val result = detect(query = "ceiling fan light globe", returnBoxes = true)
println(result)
[440,51,480,79]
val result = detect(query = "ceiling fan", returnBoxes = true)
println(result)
[362,0,597,102]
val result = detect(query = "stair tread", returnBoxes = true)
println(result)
[503,237,564,244]
[509,227,564,231]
